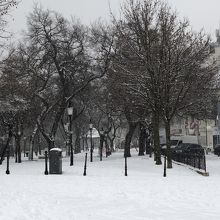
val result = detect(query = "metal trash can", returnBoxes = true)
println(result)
[49,148,62,174]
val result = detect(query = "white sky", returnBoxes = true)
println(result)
[8,0,220,41]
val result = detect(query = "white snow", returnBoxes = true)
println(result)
[50,148,62,152]
[85,128,100,138]
[0,149,220,220]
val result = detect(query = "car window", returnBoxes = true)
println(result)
[193,144,202,148]
[188,144,197,148]
[176,143,189,149]
[170,140,179,145]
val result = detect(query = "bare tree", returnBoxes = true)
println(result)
[110,0,218,166]
[23,7,113,151]
[0,0,18,48]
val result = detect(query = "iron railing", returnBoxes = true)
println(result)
[172,152,206,172]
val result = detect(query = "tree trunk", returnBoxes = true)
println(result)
[48,100,68,151]
[0,128,13,165]
[74,123,81,154]
[107,134,115,153]
[38,132,41,155]
[40,129,55,152]
[15,136,22,163]
[124,122,137,157]
[15,139,18,163]
[82,132,85,151]
[29,124,39,160]
[23,137,27,157]
[99,135,104,161]
[29,136,34,160]
[85,135,89,151]
[165,119,172,168]
[138,123,146,156]
[145,132,150,154]
[104,138,109,157]
[48,138,55,151]
[50,100,67,143]
[38,99,67,153]
[109,139,114,152]
[152,111,162,165]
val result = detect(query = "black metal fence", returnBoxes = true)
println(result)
[172,153,206,172]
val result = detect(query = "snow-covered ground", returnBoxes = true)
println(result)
[0,149,220,220]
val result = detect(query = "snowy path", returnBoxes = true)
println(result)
[0,150,220,220]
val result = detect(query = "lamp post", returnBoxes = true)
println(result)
[6,148,10,175]
[83,129,89,175]
[89,120,93,162]
[125,156,128,176]
[163,154,167,177]
[67,103,74,166]
[44,151,48,175]
[83,151,88,176]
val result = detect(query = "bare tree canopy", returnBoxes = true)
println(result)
[0,0,18,37]
[109,0,219,164]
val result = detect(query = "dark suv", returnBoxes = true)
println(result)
[214,144,220,156]
[173,143,204,155]
[161,139,182,155]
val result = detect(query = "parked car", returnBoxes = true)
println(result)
[173,143,204,155]
[161,139,182,155]
[160,135,199,154]
[214,144,220,156]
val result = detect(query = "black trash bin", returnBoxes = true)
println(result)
[49,148,62,174]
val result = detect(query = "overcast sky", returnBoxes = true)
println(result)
[8,0,220,41]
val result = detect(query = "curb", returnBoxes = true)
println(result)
[196,170,209,176]
[173,160,209,176]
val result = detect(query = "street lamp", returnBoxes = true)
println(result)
[83,129,89,176]
[124,156,128,176]
[44,151,48,175]
[163,154,167,177]
[89,119,93,162]
[6,148,10,175]
[83,149,88,176]
[67,103,74,166]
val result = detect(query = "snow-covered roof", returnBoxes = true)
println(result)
[50,148,62,152]
[85,128,100,138]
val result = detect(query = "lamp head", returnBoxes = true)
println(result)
[89,123,93,129]
[67,106,73,116]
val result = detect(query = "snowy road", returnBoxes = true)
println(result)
[0,151,220,220]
